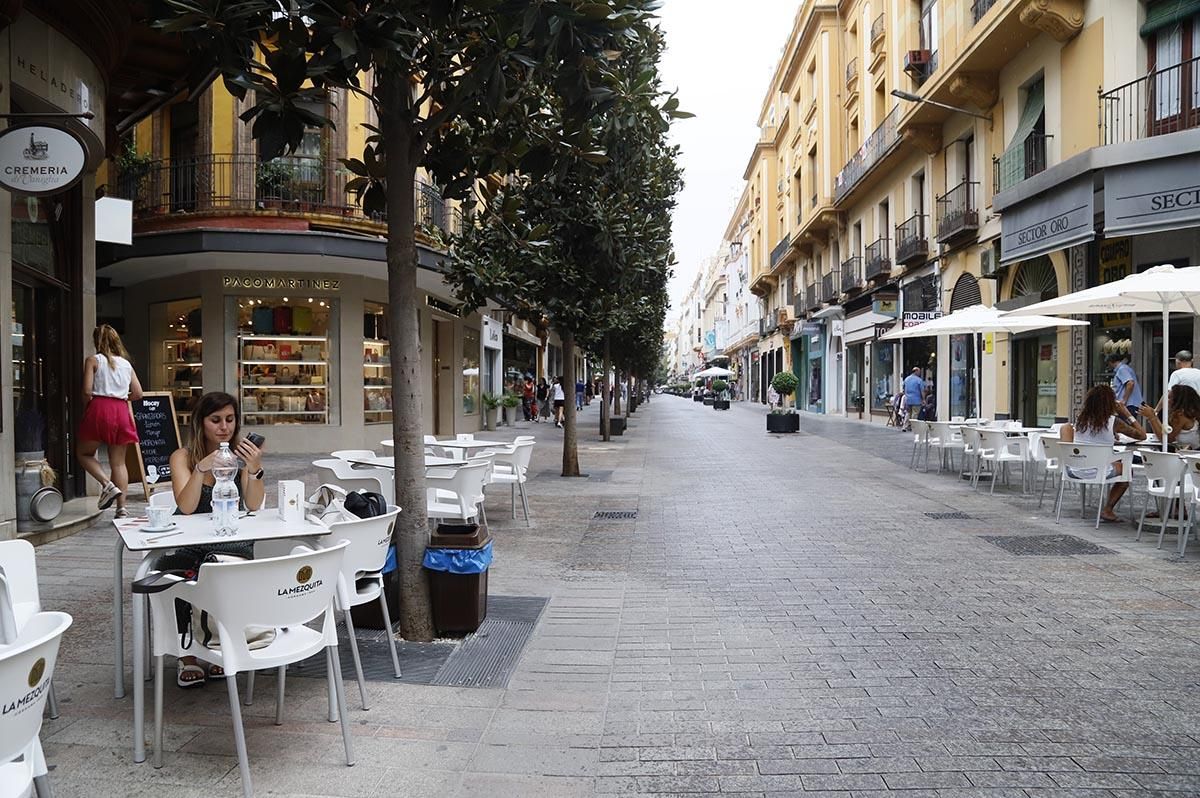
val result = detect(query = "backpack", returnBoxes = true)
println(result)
[344,490,388,519]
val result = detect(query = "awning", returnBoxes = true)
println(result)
[1141,0,1200,36]
[505,324,541,347]
[1105,153,1200,238]
[999,174,1094,264]
[995,81,1045,194]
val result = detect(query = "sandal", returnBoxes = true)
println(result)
[176,661,206,689]
[207,664,227,680]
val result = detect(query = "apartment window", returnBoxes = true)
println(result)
[1144,8,1200,131]
[852,221,863,255]
[808,153,818,206]
[912,171,925,216]
[919,0,939,72]
[995,77,1047,192]
[878,199,890,240]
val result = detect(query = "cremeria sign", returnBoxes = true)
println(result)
[0,125,86,196]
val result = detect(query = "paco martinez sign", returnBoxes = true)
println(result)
[0,125,86,196]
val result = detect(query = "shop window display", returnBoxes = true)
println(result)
[363,301,391,424]
[871,340,894,412]
[154,298,203,431]
[462,328,481,415]
[234,297,334,425]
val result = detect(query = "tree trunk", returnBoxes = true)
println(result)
[627,373,635,414]
[561,329,580,477]
[601,334,611,441]
[613,368,623,417]
[380,70,434,642]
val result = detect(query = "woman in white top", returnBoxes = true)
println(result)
[77,324,143,516]
[552,377,567,428]
[1166,384,1200,450]
[1059,384,1159,522]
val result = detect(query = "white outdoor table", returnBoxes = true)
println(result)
[433,439,508,453]
[347,455,466,469]
[113,511,331,763]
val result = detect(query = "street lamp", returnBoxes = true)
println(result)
[891,89,993,125]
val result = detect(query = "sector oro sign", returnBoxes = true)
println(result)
[0,125,86,195]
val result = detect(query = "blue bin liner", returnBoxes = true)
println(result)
[383,545,397,575]
[422,540,493,574]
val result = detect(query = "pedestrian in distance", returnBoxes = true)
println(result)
[522,375,535,421]
[1108,352,1144,409]
[536,377,551,422]
[584,380,594,406]
[77,324,144,517]
[553,376,567,427]
[575,377,585,411]
[1156,349,1200,412]
[901,367,925,431]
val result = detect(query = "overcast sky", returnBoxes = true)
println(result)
[657,0,799,320]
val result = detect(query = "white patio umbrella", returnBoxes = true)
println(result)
[1004,264,1200,451]
[881,304,1088,418]
[694,366,734,379]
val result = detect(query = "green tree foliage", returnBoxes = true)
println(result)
[150,0,651,640]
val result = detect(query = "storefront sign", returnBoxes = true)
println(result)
[426,296,462,317]
[1098,237,1132,328]
[223,275,341,291]
[10,14,106,135]
[1000,174,1094,264]
[830,319,844,338]
[874,322,895,340]
[482,316,502,350]
[872,297,899,317]
[902,311,943,328]
[0,125,86,195]
[1106,154,1200,237]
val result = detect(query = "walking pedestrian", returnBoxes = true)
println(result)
[1157,350,1200,412]
[552,376,567,427]
[76,324,144,517]
[901,367,925,431]
[584,380,594,406]
[575,378,585,411]
[536,377,551,422]
[1108,352,1144,409]
[522,375,535,421]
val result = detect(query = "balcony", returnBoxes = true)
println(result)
[770,234,791,269]
[846,57,858,89]
[806,282,820,311]
[895,214,929,266]
[821,271,838,303]
[992,132,1051,194]
[870,13,886,48]
[936,181,980,244]
[833,106,901,204]
[971,0,997,25]
[759,316,779,338]
[112,153,462,239]
[864,237,891,280]
[1100,55,1200,146]
[840,256,863,293]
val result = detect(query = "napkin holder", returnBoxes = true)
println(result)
[278,480,306,522]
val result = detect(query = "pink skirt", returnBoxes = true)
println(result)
[78,396,139,446]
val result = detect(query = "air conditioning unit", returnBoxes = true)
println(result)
[904,50,932,79]
[980,239,1002,278]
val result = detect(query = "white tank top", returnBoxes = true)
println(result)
[1073,415,1116,446]
[92,354,134,399]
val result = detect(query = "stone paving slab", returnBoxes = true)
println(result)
[25,397,1200,795]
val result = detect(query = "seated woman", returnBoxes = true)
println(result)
[1059,385,1161,523]
[1168,384,1200,450]
[160,392,265,688]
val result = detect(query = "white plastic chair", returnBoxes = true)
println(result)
[1179,459,1200,556]
[908,420,931,471]
[490,441,535,526]
[1056,442,1134,528]
[145,544,353,797]
[979,430,1030,495]
[960,427,993,488]
[927,421,964,473]
[1037,437,1065,510]
[330,449,377,463]
[0,611,71,798]
[1135,450,1189,548]
[426,461,489,523]
[323,507,403,709]
[313,458,393,498]
[514,436,535,444]
[0,540,60,722]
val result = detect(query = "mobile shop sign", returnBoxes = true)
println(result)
[0,125,86,195]
[903,310,943,328]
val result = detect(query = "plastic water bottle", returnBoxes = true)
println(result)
[211,442,240,536]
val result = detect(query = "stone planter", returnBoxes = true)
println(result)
[712,399,730,410]
[484,407,499,431]
[601,416,626,436]
[692,393,703,402]
[766,413,800,433]
[702,397,714,406]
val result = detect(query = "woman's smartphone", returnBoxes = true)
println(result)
[246,433,265,448]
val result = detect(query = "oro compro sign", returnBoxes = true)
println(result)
[0,125,86,195]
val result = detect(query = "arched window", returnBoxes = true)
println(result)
[1010,256,1058,302]
[949,273,981,310]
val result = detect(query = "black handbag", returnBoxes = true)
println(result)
[344,490,388,518]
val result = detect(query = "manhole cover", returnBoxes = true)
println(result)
[594,510,637,520]
[925,512,972,520]
[981,534,1116,556]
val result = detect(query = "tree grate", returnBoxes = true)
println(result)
[925,511,972,520]
[593,510,638,520]
[981,534,1116,556]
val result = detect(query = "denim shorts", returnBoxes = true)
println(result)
[1066,465,1118,481]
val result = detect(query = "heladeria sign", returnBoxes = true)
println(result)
[0,125,86,196]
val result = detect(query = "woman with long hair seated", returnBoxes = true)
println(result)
[157,392,266,687]
[1060,385,1161,523]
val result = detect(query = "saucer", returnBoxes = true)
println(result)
[141,521,178,533]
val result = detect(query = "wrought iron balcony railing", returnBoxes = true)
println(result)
[895,214,929,265]
[936,180,980,243]
[840,256,863,293]
[112,153,463,238]
[993,133,1051,194]
[971,0,997,25]
[834,106,901,203]
[846,57,859,88]
[770,234,791,269]
[1100,55,1200,145]
[821,271,838,303]
[870,13,886,45]
[865,237,891,280]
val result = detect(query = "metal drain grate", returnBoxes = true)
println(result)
[925,511,972,520]
[594,510,637,520]
[288,595,546,687]
[981,534,1116,556]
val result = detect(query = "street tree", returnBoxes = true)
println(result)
[150,0,648,639]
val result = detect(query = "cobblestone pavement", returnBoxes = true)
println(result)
[28,397,1200,797]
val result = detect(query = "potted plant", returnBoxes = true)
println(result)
[767,371,800,433]
[692,381,704,401]
[499,392,520,426]
[481,392,501,431]
[115,139,155,212]
[256,160,296,207]
[711,379,730,410]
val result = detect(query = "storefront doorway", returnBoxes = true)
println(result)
[1013,333,1057,426]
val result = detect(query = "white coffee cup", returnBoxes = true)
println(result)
[147,504,175,529]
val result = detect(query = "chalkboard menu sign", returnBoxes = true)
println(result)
[128,393,181,491]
